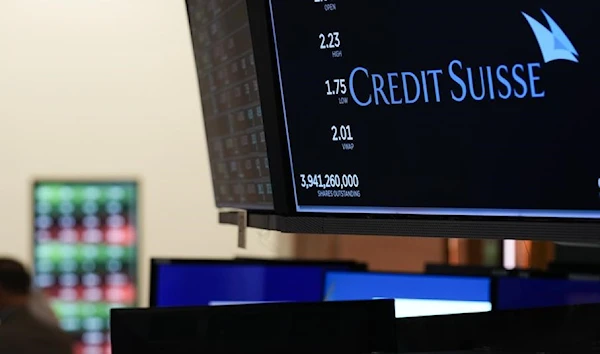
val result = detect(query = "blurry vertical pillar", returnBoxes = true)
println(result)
[503,240,553,270]
[481,239,503,266]
[529,241,555,269]
[447,238,463,265]
[447,239,502,267]
[516,240,532,269]
[447,238,470,266]
[466,239,484,265]
[294,234,447,272]
[294,234,340,260]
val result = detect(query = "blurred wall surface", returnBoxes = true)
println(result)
[295,234,447,272]
[0,0,293,306]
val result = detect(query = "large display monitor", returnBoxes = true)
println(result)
[265,0,600,218]
[33,181,138,354]
[496,275,600,310]
[214,0,600,241]
[395,304,600,353]
[149,259,362,307]
[185,0,273,210]
[324,271,492,318]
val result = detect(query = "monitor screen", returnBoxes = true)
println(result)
[186,0,273,210]
[324,271,492,318]
[33,181,138,354]
[111,300,398,354]
[150,260,357,307]
[496,276,600,310]
[267,1,600,218]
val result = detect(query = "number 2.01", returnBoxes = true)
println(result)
[331,125,353,141]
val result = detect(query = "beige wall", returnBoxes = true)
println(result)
[0,0,293,306]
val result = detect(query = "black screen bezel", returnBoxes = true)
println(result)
[245,0,296,214]
[184,0,281,211]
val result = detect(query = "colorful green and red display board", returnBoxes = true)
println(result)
[33,181,138,354]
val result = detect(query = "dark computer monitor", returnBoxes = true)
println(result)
[234,257,368,271]
[424,263,546,277]
[185,0,275,211]
[547,261,600,275]
[395,303,600,353]
[241,0,600,243]
[324,271,492,318]
[149,259,362,307]
[496,274,600,310]
[111,300,397,354]
[397,352,536,354]
[425,264,511,277]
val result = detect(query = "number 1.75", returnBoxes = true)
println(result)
[325,79,346,96]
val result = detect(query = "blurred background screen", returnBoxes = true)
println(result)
[496,276,600,310]
[324,271,492,318]
[33,181,138,354]
[186,0,273,210]
[151,260,359,307]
